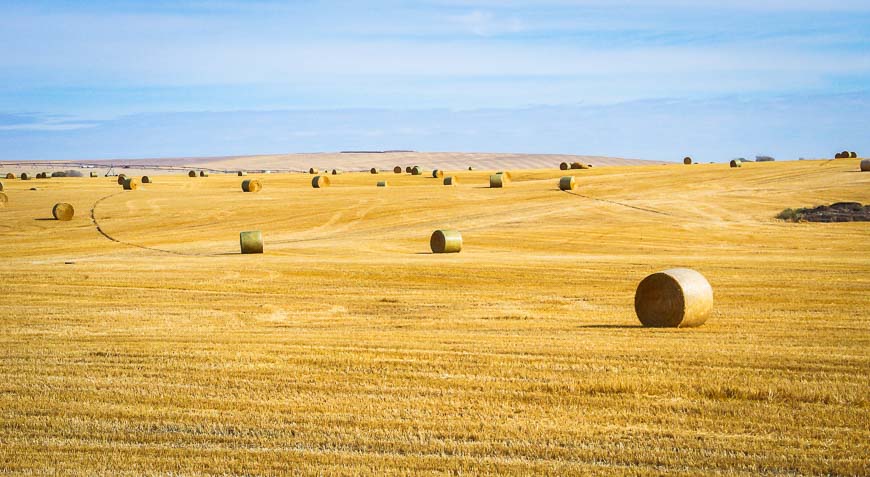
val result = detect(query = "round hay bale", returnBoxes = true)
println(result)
[468,166,474,171]
[20,173,30,180]
[495,171,512,181]
[411,166,423,176]
[560,162,569,170]
[377,181,388,187]
[122,178,139,190]
[311,175,330,188]
[489,174,506,188]
[393,166,402,174]
[850,151,858,159]
[405,166,413,173]
[242,179,262,192]
[370,168,379,174]
[50,171,65,178]
[587,164,593,168]
[683,157,692,165]
[835,152,844,159]
[35,173,43,179]
[141,176,151,183]
[841,151,850,159]
[4,173,13,179]
[634,268,713,328]
[729,159,742,168]
[309,167,319,174]
[238,171,248,176]
[0,181,3,191]
[188,170,196,177]
[52,202,75,221]
[559,176,576,191]
[443,176,458,186]
[331,169,342,175]
[30,187,38,191]
[432,169,444,178]
[239,230,263,254]
[860,159,870,172]
[199,171,208,177]
[90,172,98,177]
[0,191,6,206]
[430,229,462,254]
[116,174,127,185]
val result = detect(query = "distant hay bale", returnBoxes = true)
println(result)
[570,162,589,170]
[238,171,247,176]
[729,159,742,168]
[432,169,444,178]
[560,162,569,170]
[141,176,151,183]
[393,166,403,173]
[35,173,43,179]
[117,174,127,185]
[683,157,692,165]
[559,176,576,191]
[199,171,208,177]
[241,179,262,192]
[411,166,423,175]
[841,151,850,159]
[587,164,593,168]
[850,151,858,158]
[311,175,330,188]
[52,202,75,221]
[0,192,6,206]
[90,172,98,177]
[443,176,458,186]
[332,169,342,175]
[377,181,388,187]
[5,173,13,179]
[239,231,263,254]
[309,167,319,174]
[860,159,870,172]
[430,229,462,254]
[468,166,474,171]
[188,170,196,177]
[405,166,413,173]
[370,168,379,174]
[20,173,30,180]
[634,268,713,328]
[489,174,506,188]
[835,152,845,159]
[122,178,139,190]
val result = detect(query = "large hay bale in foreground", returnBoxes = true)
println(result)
[634,268,713,328]
[116,174,127,185]
[489,174,506,188]
[238,171,247,176]
[199,171,208,177]
[559,176,576,191]
[432,169,444,178]
[242,179,262,192]
[683,157,692,165]
[239,231,263,254]
[122,178,139,190]
[20,173,30,180]
[444,176,458,186]
[393,166,403,174]
[0,192,6,206]
[430,230,462,254]
[411,166,423,176]
[4,173,13,179]
[860,159,870,172]
[377,181,388,187]
[729,160,742,168]
[311,175,330,188]
[52,203,75,221]
[142,176,152,183]
[560,162,569,170]
[188,170,197,177]
[370,168,379,174]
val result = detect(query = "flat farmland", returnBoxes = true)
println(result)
[1,158,868,475]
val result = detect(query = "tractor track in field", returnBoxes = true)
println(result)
[562,190,674,217]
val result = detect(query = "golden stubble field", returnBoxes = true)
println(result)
[1,159,868,475]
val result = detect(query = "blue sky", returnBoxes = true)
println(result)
[0,0,868,161]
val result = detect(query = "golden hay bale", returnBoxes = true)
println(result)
[560,162,569,170]
[239,230,263,254]
[411,166,423,175]
[371,167,379,174]
[116,174,127,185]
[683,157,692,165]
[432,169,444,178]
[443,176,458,186]
[5,173,14,179]
[468,166,474,171]
[312,175,330,188]
[0,191,6,206]
[187,170,195,177]
[90,172,98,177]
[393,166,403,173]
[377,181,388,187]
[52,202,75,221]
[489,174,506,188]
[405,166,413,173]
[860,159,870,172]
[21,173,30,180]
[332,169,342,175]
[430,229,462,254]
[307,167,318,174]
[559,176,576,191]
[238,171,248,176]
[0,181,3,191]
[122,178,139,190]
[242,179,262,192]
[634,268,713,328]
[141,176,152,183]
[200,171,208,177]
[729,160,742,168]
[850,151,858,158]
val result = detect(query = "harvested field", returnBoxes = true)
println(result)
[0,158,867,475]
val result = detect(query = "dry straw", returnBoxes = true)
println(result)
[4,173,13,179]
[239,231,263,254]
[0,191,7,206]
[238,171,248,176]
[860,159,870,172]
[52,203,75,221]
[122,178,139,190]
[560,162,569,170]
[683,157,692,165]
[634,268,713,328]
[432,169,444,178]
[188,170,197,177]
[142,176,152,183]
[393,166,403,173]
[242,179,262,192]
[199,171,208,177]
[444,176,458,186]
[311,175,330,188]
[411,166,423,175]
[430,230,462,254]
[729,160,742,168]
[377,181,388,187]
[559,176,576,191]
[371,168,380,174]
[489,174,506,188]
